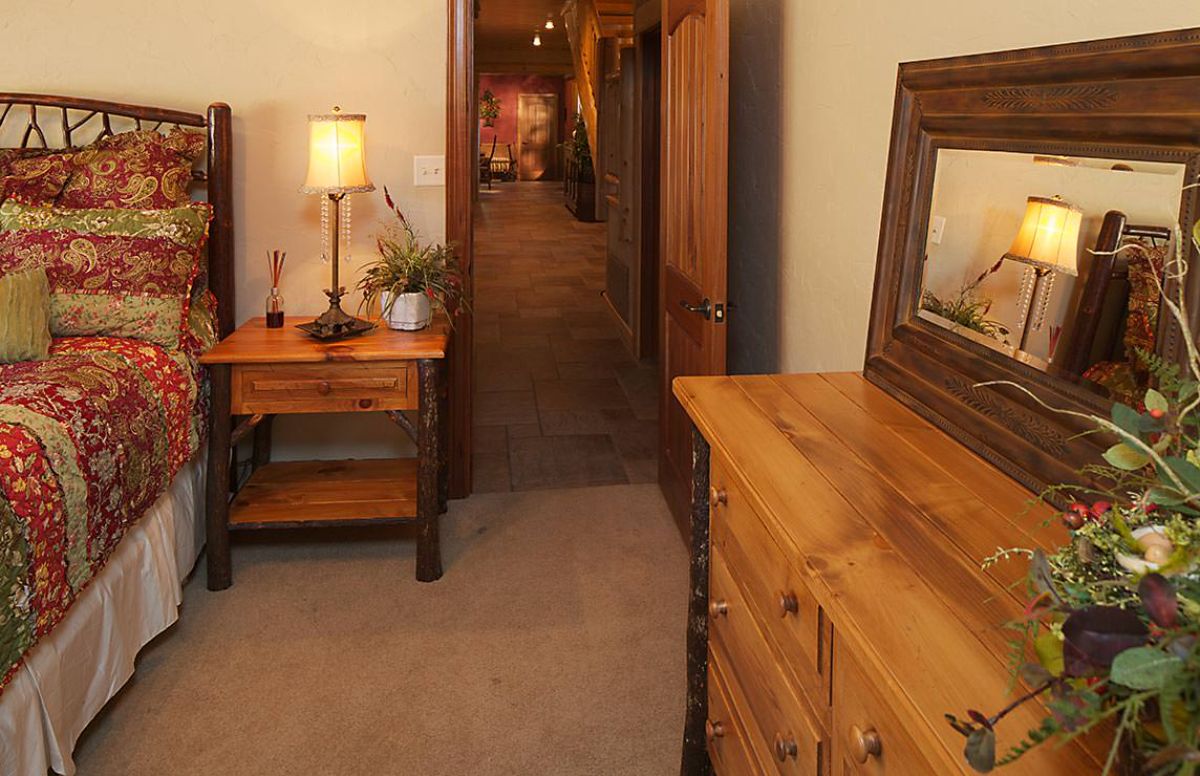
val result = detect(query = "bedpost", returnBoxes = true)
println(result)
[207,102,235,339]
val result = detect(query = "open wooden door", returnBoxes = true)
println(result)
[658,0,729,536]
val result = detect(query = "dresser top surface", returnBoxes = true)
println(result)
[674,372,1098,773]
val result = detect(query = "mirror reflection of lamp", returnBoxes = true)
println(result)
[1003,195,1082,356]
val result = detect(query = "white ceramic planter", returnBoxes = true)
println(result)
[381,291,432,331]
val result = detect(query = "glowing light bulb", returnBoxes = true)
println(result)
[533,32,542,46]
[545,18,555,29]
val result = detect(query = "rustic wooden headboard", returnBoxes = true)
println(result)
[0,93,234,338]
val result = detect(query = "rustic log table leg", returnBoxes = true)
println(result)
[416,359,443,582]
[206,363,233,591]
[437,366,449,515]
[252,414,274,472]
[680,426,713,776]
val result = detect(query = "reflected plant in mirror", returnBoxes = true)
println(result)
[919,149,1186,401]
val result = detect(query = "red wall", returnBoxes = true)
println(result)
[479,74,567,154]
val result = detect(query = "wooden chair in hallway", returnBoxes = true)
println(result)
[480,137,497,190]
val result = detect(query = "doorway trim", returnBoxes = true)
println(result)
[446,0,474,498]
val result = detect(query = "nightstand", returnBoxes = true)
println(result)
[199,317,450,590]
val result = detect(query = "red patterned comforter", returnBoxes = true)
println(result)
[0,337,205,691]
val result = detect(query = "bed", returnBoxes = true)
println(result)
[0,94,232,775]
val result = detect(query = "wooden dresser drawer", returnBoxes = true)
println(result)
[711,547,827,776]
[832,646,937,775]
[231,362,414,414]
[708,648,760,776]
[711,455,828,702]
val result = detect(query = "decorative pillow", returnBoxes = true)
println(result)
[58,128,205,210]
[0,151,72,206]
[0,200,212,349]
[0,266,52,363]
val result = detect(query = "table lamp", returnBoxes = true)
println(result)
[1004,195,1082,355]
[297,107,376,340]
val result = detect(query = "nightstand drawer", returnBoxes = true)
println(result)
[231,362,415,414]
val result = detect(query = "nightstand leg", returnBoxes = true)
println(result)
[206,363,233,591]
[416,359,444,582]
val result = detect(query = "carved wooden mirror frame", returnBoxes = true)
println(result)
[865,27,1200,496]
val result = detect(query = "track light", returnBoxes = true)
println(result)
[545,17,555,29]
[533,31,542,46]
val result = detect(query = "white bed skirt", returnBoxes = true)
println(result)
[0,455,206,776]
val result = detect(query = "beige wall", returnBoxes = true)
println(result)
[763,4,1200,374]
[0,0,447,459]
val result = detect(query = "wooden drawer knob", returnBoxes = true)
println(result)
[773,733,798,762]
[709,599,729,618]
[778,591,799,617]
[850,725,882,763]
[705,719,725,743]
[709,486,728,507]
[317,381,332,395]
[358,398,374,409]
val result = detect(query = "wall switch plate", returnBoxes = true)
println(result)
[414,155,446,187]
[929,215,947,245]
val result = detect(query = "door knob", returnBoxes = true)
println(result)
[679,298,712,320]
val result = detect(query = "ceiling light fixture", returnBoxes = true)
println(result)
[545,17,555,29]
[533,31,542,46]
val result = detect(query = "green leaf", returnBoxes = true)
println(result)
[1164,456,1200,493]
[1104,443,1151,471]
[1112,402,1151,437]
[1034,631,1064,676]
[1110,647,1183,690]
[965,728,996,772]
[1146,388,1170,414]
[1150,486,1188,507]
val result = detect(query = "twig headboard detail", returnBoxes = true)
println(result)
[0,93,234,338]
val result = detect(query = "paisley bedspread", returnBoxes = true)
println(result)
[0,336,205,692]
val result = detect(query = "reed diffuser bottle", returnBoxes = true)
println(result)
[266,250,286,328]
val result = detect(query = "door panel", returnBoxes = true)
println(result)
[518,93,558,181]
[659,0,729,533]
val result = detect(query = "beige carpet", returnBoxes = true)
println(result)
[73,484,687,775]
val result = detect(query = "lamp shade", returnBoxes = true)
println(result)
[301,109,375,195]
[1003,195,1082,276]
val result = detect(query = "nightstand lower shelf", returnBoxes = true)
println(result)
[230,459,418,529]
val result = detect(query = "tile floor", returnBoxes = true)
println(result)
[472,182,658,492]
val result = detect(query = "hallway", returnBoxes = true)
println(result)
[472,182,658,493]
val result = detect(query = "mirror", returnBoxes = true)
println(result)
[918,148,1186,401]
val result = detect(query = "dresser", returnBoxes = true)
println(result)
[675,372,1101,775]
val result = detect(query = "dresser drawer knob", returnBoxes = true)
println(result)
[705,719,725,742]
[778,591,799,617]
[317,381,332,395]
[850,725,882,763]
[358,398,374,409]
[709,486,728,507]
[709,599,729,618]
[773,733,798,762]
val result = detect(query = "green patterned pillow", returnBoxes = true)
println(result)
[0,267,52,363]
[0,200,211,350]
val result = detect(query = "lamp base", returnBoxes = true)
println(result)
[295,292,376,341]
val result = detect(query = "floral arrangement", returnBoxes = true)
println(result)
[356,188,466,321]
[947,220,1200,774]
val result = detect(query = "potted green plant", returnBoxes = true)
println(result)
[357,188,466,331]
[479,89,501,129]
[947,221,1200,775]
[563,113,596,221]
